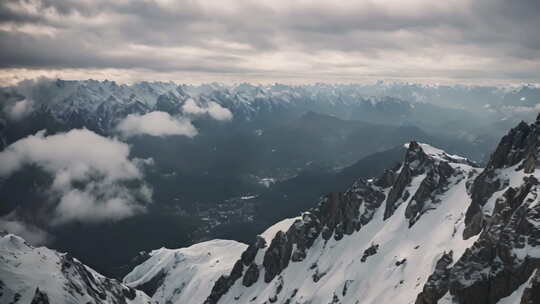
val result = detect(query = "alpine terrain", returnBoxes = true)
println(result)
[2,109,540,304]
[125,115,540,304]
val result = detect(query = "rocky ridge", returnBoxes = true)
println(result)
[203,139,482,304]
[0,233,151,304]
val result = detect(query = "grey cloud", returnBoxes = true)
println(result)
[0,0,539,83]
[0,128,152,224]
[116,111,199,138]
[2,98,33,120]
[0,212,51,245]
[182,99,233,121]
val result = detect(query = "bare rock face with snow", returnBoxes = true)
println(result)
[416,116,540,304]
[200,140,483,304]
[0,233,151,304]
[193,118,540,304]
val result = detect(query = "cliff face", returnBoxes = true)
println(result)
[416,116,540,304]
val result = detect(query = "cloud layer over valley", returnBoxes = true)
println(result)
[0,129,153,225]
[116,111,199,138]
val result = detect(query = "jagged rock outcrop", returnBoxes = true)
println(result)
[30,288,49,304]
[205,178,387,304]
[415,251,454,304]
[204,141,481,304]
[521,269,540,303]
[464,114,540,239]
[447,176,540,304]
[418,117,540,304]
[242,263,260,287]
[385,141,475,226]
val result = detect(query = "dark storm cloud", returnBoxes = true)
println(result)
[0,0,539,83]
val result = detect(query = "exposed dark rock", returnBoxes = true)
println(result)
[30,288,49,304]
[415,251,453,304]
[263,231,292,282]
[360,244,379,263]
[520,268,540,304]
[8,292,21,304]
[241,236,266,266]
[374,166,398,188]
[206,259,245,304]
[395,258,407,267]
[242,263,260,287]
[421,174,540,304]
[384,141,460,221]
[384,163,413,220]
[405,161,456,227]
[312,268,327,283]
[464,116,540,239]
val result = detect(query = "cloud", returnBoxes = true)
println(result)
[116,111,198,138]
[3,99,34,120]
[0,0,538,84]
[0,129,152,224]
[182,99,233,120]
[0,213,51,245]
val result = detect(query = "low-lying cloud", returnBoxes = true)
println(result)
[0,128,153,224]
[0,212,50,245]
[116,111,198,138]
[3,99,34,120]
[182,99,233,120]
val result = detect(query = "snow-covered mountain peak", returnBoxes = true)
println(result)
[123,239,247,304]
[0,233,151,304]
[404,141,474,167]
[383,141,478,222]
[0,233,29,252]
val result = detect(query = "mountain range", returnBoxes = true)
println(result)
[2,79,521,278]
[2,112,540,303]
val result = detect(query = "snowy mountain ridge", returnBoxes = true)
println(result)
[123,239,247,304]
[191,117,540,304]
[0,233,151,304]
[2,117,540,303]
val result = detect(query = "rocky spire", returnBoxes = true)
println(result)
[464,115,540,239]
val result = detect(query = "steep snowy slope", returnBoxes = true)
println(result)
[203,141,482,304]
[0,233,151,304]
[195,117,540,304]
[123,239,247,304]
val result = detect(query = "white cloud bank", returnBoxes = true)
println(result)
[182,99,233,121]
[116,111,198,138]
[0,129,153,225]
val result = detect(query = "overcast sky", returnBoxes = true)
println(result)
[1,0,539,85]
